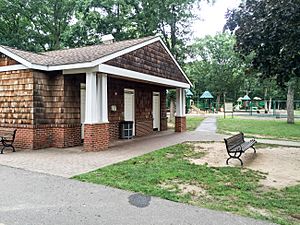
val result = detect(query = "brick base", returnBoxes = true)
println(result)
[175,116,186,132]
[84,123,109,152]
[0,124,81,150]
[161,117,168,131]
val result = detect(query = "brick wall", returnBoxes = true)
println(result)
[175,116,186,132]
[84,123,109,151]
[107,77,167,140]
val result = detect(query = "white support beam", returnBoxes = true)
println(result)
[98,64,190,89]
[98,73,108,123]
[85,72,99,123]
[176,88,185,117]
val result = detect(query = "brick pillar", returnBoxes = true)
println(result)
[84,123,109,151]
[175,116,186,132]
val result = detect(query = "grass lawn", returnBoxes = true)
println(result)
[217,117,300,140]
[186,116,205,131]
[74,143,300,225]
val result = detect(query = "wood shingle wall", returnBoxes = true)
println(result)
[105,41,188,84]
[107,77,167,141]
[0,54,19,66]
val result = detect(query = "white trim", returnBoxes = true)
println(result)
[62,66,98,75]
[0,64,28,72]
[176,88,186,117]
[0,46,32,68]
[152,91,161,131]
[157,39,193,87]
[98,73,109,123]
[98,64,190,89]
[85,72,99,124]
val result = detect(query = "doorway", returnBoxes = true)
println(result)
[124,89,135,135]
[152,92,160,131]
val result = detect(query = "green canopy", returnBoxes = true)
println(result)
[200,91,213,99]
[242,95,251,101]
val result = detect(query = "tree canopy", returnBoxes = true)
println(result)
[225,0,300,123]
[0,0,210,62]
[186,33,253,105]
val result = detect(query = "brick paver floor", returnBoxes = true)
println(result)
[1,116,299,177]
[0,129,223,177]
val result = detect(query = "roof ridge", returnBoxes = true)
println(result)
[42,36,156,55]
[0,45,48,56]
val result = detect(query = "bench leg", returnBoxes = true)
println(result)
[251,146,256,154]
[1,146,4,154]
[226,157,230,165]
[226,157,243,166]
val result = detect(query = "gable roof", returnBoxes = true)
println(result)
[0,36,192,86]
[0,36,156,66]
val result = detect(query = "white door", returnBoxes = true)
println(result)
[80,83,86,139]
[153,92,160,131]
[124,89,135,135]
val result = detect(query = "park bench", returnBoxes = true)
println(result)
[0,128,17,154]
[224,132,257,166]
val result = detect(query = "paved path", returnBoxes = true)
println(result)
[196,115,217,132]
[0,165,275,225]
[1,116,299,177]
[196,115,300,147]
[0,130,223,178]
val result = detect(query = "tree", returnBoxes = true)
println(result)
[0,0,76,51]
[225,0,300,123]
[68,0,210,62]
[186,33,252,110]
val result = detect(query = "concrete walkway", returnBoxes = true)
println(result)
[196,115,217,133]
[1,116,299,177]
[0,165,275,225]
[0,130,223,178]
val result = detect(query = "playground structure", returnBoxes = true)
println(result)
[192,98,300,118]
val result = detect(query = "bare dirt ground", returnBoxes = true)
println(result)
[189,142,300,189]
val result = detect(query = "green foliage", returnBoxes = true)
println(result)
[0,0,210,61]
[74,143,300,225]
[186,33,254,102]
[186,116,204,131]
[225,0,300,86]
[217,117,300,140]
[0,0,76,51]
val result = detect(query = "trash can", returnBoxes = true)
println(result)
[120,121,134,139]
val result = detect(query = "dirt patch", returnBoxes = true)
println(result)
[160,180,208,199]
[247,206,272,218]
[189,142,300,189]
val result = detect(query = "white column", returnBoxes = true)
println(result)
[176,88,185,117]
[85,72,99,123]
[98,73,108,123]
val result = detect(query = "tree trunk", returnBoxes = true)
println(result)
[264,88,268,112]
[170,99,175,122]
[268,98,272,112]
[216,94,220,112]
[287,82,294,124]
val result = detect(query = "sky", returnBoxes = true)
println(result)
[191,0,241,40]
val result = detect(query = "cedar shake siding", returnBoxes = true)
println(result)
[107,77,167,141]
[0,36,188,151]
[0,54,19,66]
[0,69,81,149]
[105,41,188,84]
